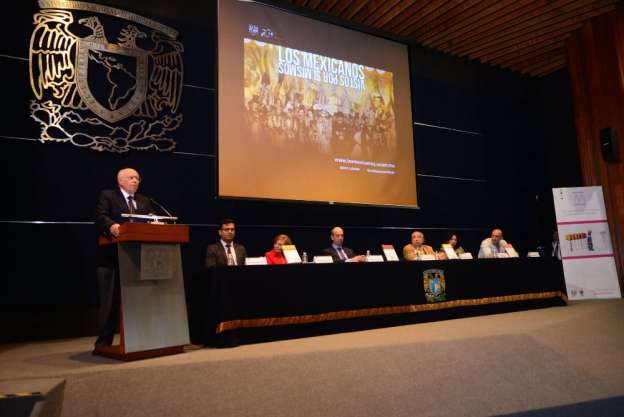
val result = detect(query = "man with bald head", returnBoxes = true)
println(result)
[93,168,155,353]
[322,227,366,263]
[478,228,510,258]
[403,230,435,261]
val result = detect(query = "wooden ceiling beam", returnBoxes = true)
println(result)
[349,0,391,23]
[374,0,432,30]
[367,0,423,28]
[379,0,442,32]
[531,59,567,77]
[512,50,566,73]
[317,0,342,13]
[360,0,405,26]
[493,40,565,68]
[446,0,582,55]
[339,0,370,19]
[473,4,616,62]
[476,25,579,63]
[406,0,493,39]
[488,33,571,65]
[331,0,356,17]
[391,0,462,34]
[520,54,566,74]
[420,0,519,47]
[430,0,535,50]
[307,0,323,9]
[455,0,617,58]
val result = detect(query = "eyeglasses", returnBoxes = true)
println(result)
[221,227,235,232]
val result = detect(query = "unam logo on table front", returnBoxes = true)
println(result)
[423,269,446,303]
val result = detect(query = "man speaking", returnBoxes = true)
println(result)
[93,167,155,353]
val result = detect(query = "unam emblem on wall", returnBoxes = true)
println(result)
[29,0,184,153]
[423,268,446,303]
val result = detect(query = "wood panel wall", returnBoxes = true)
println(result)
[567,4,624,293]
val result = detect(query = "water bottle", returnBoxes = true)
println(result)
[366,250,370,261]
[302,251,308,263]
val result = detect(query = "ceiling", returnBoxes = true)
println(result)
[287,0,620,77]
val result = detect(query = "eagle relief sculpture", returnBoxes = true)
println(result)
[29,0,184,152]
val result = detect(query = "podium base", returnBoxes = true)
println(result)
[97,345,185,361]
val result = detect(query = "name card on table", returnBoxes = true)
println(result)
[459,252,473,260]
[381,244,399,261]
[282,245,302,263]
[442,244,459,260]
[245,257,268,265]
[419,254,436,261]
[366,254,385,262]
[495,252,510,258]
[527,251,540,258]
[313,255,334,264]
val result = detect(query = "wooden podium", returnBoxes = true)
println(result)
[97,223,190,361]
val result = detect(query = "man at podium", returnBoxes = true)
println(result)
[94,168,155,352]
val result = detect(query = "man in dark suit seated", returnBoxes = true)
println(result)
[322,226,366,263]
[205,218,247,267]
[94,167,155,353]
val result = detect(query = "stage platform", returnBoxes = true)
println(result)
[1,299,623,417]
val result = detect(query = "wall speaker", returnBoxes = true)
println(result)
[599,127,620,162]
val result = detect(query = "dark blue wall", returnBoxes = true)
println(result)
[0,1,581,341]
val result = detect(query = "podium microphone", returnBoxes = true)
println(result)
[149,197,176,223]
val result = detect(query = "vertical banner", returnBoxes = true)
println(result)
[552,186,621,300]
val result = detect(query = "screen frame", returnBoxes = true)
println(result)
[216,0,421,210]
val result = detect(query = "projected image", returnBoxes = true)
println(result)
[219,0,417,207]
[243,39,397,161]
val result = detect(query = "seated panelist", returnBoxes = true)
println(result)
[322,227,366,263]
[478,228,510,258]
[205,218,247,267]
[403,230,435,261]
[439,233,465,255]
[265,234,292,265]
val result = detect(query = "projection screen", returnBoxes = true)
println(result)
[218,0,418,207]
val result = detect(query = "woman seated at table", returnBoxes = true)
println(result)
[265,234,293,265]
[439,233,465,256]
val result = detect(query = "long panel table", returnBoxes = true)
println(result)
[190,258,567,347]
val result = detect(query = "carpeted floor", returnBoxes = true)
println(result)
[1,299,623,417]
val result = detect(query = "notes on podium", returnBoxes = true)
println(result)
[282,245,302,263]
[382,244,399,261]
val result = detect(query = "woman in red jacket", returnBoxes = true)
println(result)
[265,234,292,264]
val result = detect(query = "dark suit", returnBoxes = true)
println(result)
[94,189,155,348]
[205,241,247,268]
[322,246,356,263]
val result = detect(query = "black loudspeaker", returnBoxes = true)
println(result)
[599,127,620,162]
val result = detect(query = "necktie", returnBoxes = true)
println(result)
[127,196,135,222]
[337,247,347,260]
[226,244,235,266]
